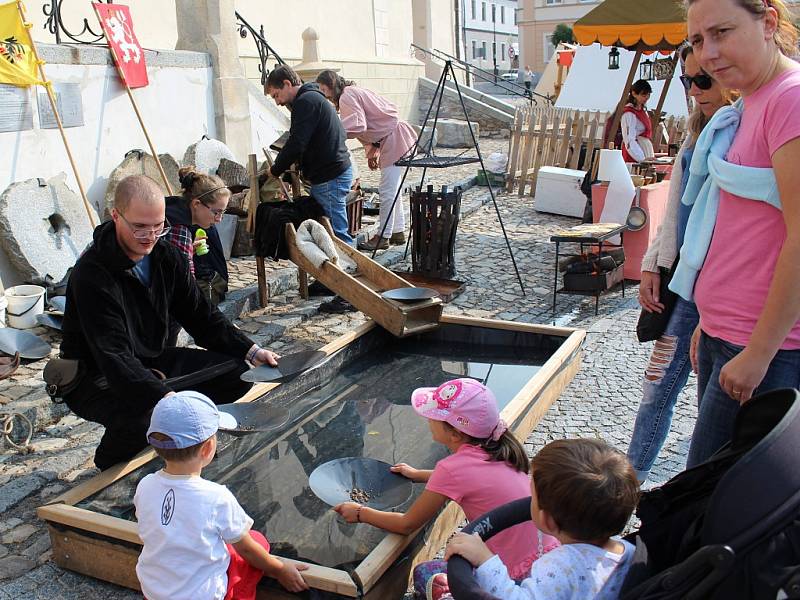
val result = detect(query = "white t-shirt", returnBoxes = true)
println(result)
[134,471,254,600]
[475,538,635,600]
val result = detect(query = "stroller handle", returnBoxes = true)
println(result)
[447,496,533,600]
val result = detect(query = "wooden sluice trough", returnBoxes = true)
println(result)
[285,220,443,338]
[37,311,584,598]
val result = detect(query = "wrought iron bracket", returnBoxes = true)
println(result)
[235,11,285,87]
[43,0,114,45]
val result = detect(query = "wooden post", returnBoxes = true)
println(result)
[651,52,679,153]
[607,48,643,152]
[91,5,173,196]
[16,1,97,228]
[246,154,259,233]
[554,63,565,99]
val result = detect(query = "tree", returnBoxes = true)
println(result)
[551,23,575,47]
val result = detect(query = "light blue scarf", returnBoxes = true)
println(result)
[669,101,782,301]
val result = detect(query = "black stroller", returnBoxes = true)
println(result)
[447,388,800,600]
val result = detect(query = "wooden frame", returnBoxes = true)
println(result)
[38,317,584,598]
[285,220,443,338]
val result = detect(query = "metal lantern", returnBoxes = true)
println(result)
[640,58,654,81]
[608,47,620,70]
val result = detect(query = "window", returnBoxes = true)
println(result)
[482,2,486,21]
[545,0,563,5]
[501,43,506,62]
[514,9,517,25]
[543,33,555,63]
[472,40,477,58]
[500,5,505,23]
[482,41,487,60]
[492,41,497,59]
[471,0,476,19]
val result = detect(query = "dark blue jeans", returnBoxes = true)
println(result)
[686,332,800,468]
[628,297,699,482]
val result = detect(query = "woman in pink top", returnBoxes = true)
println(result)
[333,378,559,589]
[316,70,418,251]
[685,0,800,466]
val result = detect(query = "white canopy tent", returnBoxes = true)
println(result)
[555,44,688,117]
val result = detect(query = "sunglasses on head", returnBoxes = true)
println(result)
[680,73,713,91]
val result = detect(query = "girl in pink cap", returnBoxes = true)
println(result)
[333,378,559,595]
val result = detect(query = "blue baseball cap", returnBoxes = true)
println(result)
[147,391,237,449]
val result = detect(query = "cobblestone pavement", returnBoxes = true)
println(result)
[0,138,697,598]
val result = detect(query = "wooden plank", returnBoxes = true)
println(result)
[522,113,547,197]
[247,154,259,234]
[506,108,525,193]
[440,313,580,338]
[517,110,540,197]
[554,112,574,168]
[39,504,141,544]
[583,112,601,172]
[49,524,142,590]
[255,256,268,307]
[298,268,308,300]
[567,114,585,170]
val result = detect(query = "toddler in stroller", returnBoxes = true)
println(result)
[445,388,800,600]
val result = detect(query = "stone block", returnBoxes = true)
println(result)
[216,158,249,190]
[0,175,99,282]
[0,555,35,580]
[425,119,480,148]
[410,124,437,153]
[103,150,181,218]
[183,137,237,176]
[0,524,37,545]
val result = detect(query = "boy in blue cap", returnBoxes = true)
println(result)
[134,391,308,599]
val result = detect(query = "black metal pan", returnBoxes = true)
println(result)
[240,349,328,383]
[381,287,439,303]
[309,457,414,510]
[217,402,291,437]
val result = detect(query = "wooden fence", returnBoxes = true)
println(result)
[506,107,687,196]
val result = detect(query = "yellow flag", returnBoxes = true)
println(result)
[0,1,42,87]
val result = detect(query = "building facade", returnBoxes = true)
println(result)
[518,0,600,74]
[460,0,520,75]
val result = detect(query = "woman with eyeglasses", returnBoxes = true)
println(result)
[674,0,800,467]
[620,79,656,163]
[627,45,736,484]
[165,167,231,308]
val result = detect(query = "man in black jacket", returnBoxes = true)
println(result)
[266,65,353,244]
[58,175,278,469]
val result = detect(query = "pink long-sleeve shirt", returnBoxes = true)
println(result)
[338,86,418,169]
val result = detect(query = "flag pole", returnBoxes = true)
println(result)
[16,1,97,228]
[91,4,174,197]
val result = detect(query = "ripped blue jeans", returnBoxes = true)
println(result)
[627,297,699,483]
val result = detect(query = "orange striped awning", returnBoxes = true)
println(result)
[573,0,687,51]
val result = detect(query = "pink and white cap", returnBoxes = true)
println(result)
[411,378,507,441]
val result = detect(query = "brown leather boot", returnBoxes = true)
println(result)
[358,236,390,251]
[389,232,407,245]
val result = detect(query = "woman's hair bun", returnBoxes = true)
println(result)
[178,166,198,189]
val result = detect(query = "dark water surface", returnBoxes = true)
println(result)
[77,325,560,570]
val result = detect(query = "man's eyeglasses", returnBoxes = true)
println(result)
[118,212,171,240]
[680,73,714,91]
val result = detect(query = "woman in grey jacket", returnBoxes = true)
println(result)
[627,45,735,484]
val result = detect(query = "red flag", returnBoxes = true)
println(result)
[93,3,148,88]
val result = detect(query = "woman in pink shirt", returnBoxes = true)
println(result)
[685,0,800,466]
[332,378,559,591]
[316,71,418,251]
